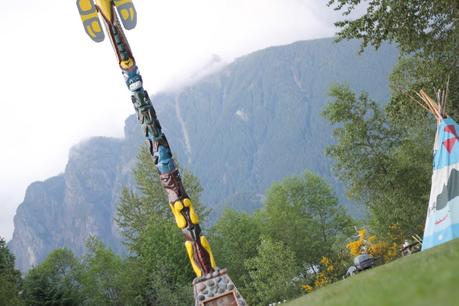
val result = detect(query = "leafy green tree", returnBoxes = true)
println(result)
[258,171,354,271]
[0,237,23,305]
[327,0,458,63]
[244,237,300,306]
[324,0,458,243]
[328,0,458,116]
[209,209,262,288]
[115,147,207,305]
[323,84,431,237]
[22,249,83,306]
[80,237,135,306]
[133,217,194,305]
[116,147,207,250]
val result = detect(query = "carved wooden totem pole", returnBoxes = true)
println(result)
[76,1,246,305]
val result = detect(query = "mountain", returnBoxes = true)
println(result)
[9,38,398,271]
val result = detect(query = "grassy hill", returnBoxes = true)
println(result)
[286,238,459,306]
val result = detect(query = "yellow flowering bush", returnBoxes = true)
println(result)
[302,256,336,292]
[346,227,402,263]
[303,284,313,293]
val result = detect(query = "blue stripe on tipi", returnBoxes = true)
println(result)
[422,223,459,250]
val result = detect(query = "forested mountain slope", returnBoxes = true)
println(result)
[9,38,398,271]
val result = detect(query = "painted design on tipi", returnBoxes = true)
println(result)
[423,117,459,250]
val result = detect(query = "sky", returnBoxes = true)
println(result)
[0,0,345,240]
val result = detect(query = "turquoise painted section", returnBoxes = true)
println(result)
[422,223,459,250]
[156,145,176,174]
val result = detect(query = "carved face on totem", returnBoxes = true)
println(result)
[123,68,143,91]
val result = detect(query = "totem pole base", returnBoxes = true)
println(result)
[193,268,247,306]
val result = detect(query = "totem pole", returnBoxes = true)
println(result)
[76,1,246,305]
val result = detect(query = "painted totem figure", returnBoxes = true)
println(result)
[77,2,247,304]
[76,0,217,279]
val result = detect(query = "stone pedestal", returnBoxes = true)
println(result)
[193,268,246,306]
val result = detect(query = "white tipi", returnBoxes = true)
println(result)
[416,88,459,250]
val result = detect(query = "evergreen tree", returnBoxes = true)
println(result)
[80,237,135,306]
[22,249,83,306]
[0,237,23,305]
[115,147,206,305]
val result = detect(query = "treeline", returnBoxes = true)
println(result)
[0,148,356,306]
[2,1,457,305]
[324,0,458,241]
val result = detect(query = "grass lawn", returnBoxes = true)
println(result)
[286,238,459,306]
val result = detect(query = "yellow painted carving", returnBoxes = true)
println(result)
[183,198,200,224]
[86,24,96,38]
[91,20,102,33]
[114,0,132,7]
[169,203,187,229]
[183,198,191,207]
[129,7,135,21]
[185,241,202,277]
[80,12,98,22]
[78,0,94,12]
[120,8,129,20]
[95,0,113,21]
[200,236,217,269]
[175,200,184,211]
[120,58,135,69]
[189,204,200,225]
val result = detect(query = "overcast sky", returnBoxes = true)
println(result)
[0,0,344,240]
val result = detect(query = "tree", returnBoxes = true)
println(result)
[324,0,459,243]
[116,147,207,251]
[209,209,262,289]
[328,0,459,115]
[258,171,354,271]
[0,237,22,305]
[22,249,83,306]
[80,237,135,306]
[323,84,431,238]
[132,217,194,306]
[244,237,300,306]
[115,147,206,305]
[327,0,458,63]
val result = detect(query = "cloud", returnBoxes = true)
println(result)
[0,0,341,240]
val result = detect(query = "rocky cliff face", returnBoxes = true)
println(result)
[9,38,398,271]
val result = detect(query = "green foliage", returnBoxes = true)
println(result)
[22,249,83,306]
[210,209,262,287]
[115,147,206,305]
[244,237,300,306]
[0,237,23,305]
[80,237,135,306]
[328,0,459,123]
[323,85,431,238]
[116,147,207,251]
[211,172,354,303]
[325,0,459,243]
[259,171,354,269]
[327,0,458,63]
[132,217,194,305]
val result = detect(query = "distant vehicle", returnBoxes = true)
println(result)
[345,254,378,278]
